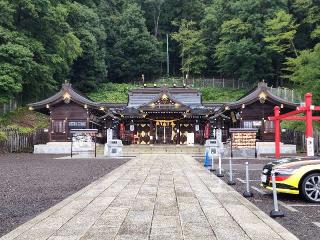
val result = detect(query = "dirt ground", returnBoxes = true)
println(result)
[0,154,130,237]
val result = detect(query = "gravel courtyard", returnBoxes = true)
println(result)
[0,154,130,237]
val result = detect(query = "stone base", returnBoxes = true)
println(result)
[232,148,256,158]
[34,142,96,154]
[256,142,296,156]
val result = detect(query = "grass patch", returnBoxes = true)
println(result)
[88,83,136,103]
[201,87,245,102]
[89,82,246,103]
[0,107,49,133]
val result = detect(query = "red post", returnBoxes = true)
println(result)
[305,93,313,138]
[305,93,314,156]
[274,106,281,159]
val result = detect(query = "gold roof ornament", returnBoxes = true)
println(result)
[259,92,267,104]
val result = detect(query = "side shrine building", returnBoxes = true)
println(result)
[28,81,298,145]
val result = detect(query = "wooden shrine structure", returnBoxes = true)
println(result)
[28,81,299,145]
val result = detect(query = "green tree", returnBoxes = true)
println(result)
[214,18,271,83]
[67,1,107,92]
[172,20,207,78]
[264,10,299,57]
[0,0,82,103]
[286,43,320,104]
[107,2,163,82]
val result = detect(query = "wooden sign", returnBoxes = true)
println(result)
[230,128,257,149]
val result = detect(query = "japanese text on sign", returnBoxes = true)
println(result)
[232,132,256,149]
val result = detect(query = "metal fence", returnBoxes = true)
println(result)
[0,98,18,115]
[0,128,49,153]
[154,77,302,103]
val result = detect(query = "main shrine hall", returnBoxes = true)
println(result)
[28,81,298,145]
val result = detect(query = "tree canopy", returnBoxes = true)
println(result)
[0,0,320,104]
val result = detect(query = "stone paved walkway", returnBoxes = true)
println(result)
[1,154,298,240]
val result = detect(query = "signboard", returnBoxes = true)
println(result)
[187,132,194,145]
[70,129,98,157]
[107,128,113,143]
[230,128,257,149]
[307,137,315,157]
[216,129,222,144]
[232,132,256,149]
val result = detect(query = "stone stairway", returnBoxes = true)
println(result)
[122,144,205,155]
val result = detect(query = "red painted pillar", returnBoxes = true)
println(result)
[274,106,281,159]
[305,93,314,156]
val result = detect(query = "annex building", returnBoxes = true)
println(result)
[28,81,298,145]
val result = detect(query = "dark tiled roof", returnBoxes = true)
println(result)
[128,87,202,108]
[226,82,298,109]
[28,83,99,109]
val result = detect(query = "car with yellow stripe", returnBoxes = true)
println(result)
[261,157,320,203]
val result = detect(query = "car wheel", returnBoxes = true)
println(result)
[301,173,320,203]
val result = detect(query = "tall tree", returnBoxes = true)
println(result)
[286,43,320,103]
[107,2,163,82]
[0,0,82,103]
[67,1,107,92]
[172,20,207,78]
[264,10,299,57]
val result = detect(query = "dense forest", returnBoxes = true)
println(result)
[0,0,320,104]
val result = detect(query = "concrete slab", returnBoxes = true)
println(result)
[0,154,297,240]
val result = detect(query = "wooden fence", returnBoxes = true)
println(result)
[281,129,320,154]
[0,128,49,153]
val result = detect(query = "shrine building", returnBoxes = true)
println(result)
[28,81,298,145]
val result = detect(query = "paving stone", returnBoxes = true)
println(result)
[150,227,183,240]
[152,215,180,228]
[1,154,298,240]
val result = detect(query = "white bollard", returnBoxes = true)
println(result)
[243,162,253,197]
[217,153,224,177]
[270,170,285,218]
[227,158,236,185]
[210,153,216,172]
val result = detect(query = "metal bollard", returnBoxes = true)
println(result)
[270,170,285,218]
[243,162,253,197]
[227,158,236,185]
[216,154,224,177]
[210,153,216,172]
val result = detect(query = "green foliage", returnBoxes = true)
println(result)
[201,87,245,103]
[0,107,49,132]
[1,0,320,104]
[264,10,298,56]
[172,20,207,77]
[281,120,320,131]
[0,130,7,141]
[286,43,320,104]
[107,2,163,82]
[89,82,244,103]
[88,83,136,102]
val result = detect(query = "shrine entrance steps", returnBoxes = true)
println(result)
[123,144,205,155]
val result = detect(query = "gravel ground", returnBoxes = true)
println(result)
[197,157,320,240]
[0,154,130,237]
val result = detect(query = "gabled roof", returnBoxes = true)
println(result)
[138,87,191,112]
[99,110,119,120]
[226,81,298,110]
[28,83,99,110]
[128,86,202,108]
